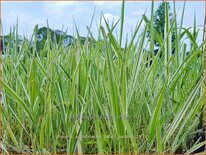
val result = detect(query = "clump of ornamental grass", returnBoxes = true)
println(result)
[1,1,205,154]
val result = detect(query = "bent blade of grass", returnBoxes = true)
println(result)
[34,58,52,82]
[172,93,204,152]
[163,76,204,144]
[1,80,34,122]
[169,43,204,90]
[16,72,31,106]
[6,122,19,147]
[7,105,29,135]
[185,141,205,154]
[143,15,164,47]
[88,76,104,115]
[58,63,72,82]
[182,27,198,49]
[102,15,123,59]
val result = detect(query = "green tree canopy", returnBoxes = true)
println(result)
[35,26,74,50]
[152,2,175,47]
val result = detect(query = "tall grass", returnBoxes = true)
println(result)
[1,1,205,154]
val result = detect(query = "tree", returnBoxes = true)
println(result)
[1,34,23,55]
[36,26,74,50]
[152,2,175,47]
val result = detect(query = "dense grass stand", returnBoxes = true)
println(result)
[0,1,205,154]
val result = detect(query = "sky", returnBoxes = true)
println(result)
[2,1,205,43]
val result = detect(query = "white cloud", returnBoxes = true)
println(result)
[93,1,106,5]
[96,13,120,36]
[131,10,144,16]
[56,1,79,6]
[103,13,119,24]
[2,10,45,37]
[93,1,121,7]
[43,1,79,15]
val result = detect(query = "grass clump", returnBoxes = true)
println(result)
[1,1,205,154]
